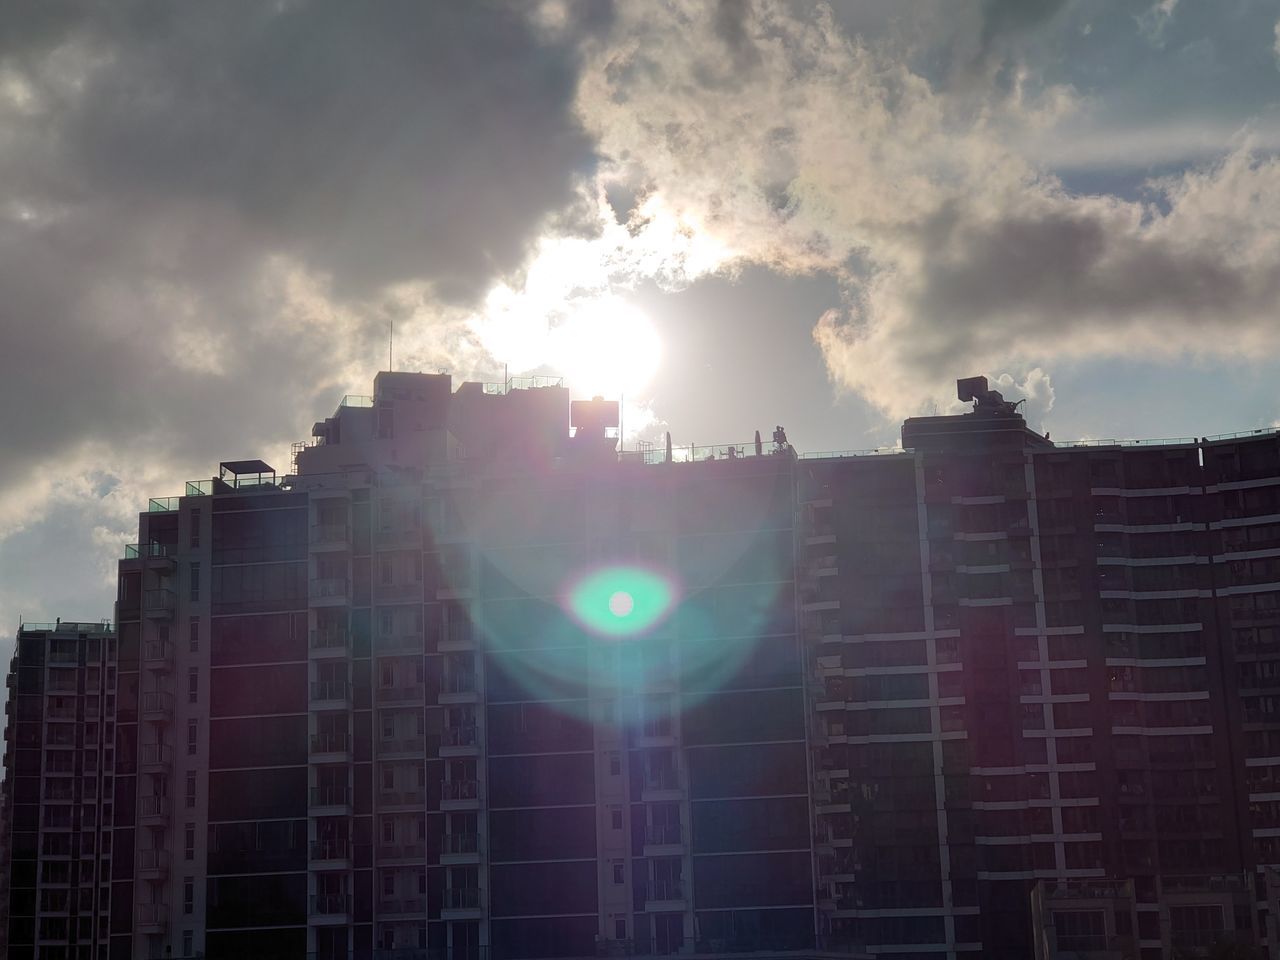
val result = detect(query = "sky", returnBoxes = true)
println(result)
[2,0,1280,680]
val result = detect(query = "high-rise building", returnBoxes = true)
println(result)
[1,620,118,960]
[16,371,1280,960]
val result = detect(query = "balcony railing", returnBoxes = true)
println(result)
[442,726,477,748]
[137,902,168,929]
[645,824,681,845]
[643,771,679,791]
[141,691,174,719]
[310,734,349,754]
[310,786,351,807]
[443,888,481,910]
[310,578,348,600]
[138,848,169,874]
[310,629,349,652]
[379,788,426,806]
[379,736,426,756]
[377,683,426,703]
[139,795,168,818]
[143,589,176,616]
[648,883,684,902]
[142,640,173,668]
[141,743,174,768]
[310,840,351,861]
[311,680,352,702]
[312,523,350,545]
[444,674,476,695]
[442,780,478,802]
[443,833,478,855]
[311,894,353,915]
[47,646,80,665]
[378,896,427,915]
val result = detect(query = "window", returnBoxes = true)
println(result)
[381,662,394,688]
[615,919,627,940]
[187,719,198,756]
[189,617,199,653]
[188,668,198,704]
[383,872,395,896]
[611,808,624,830]
[185,771,196,809]
[189,508,201,547]
[183,931,194,957]
[183,877,194,915]
[381,713,395,739]
[612,863,624,884]
[382,818,395,843]
[609,752,621,776]
[185,823,195,861]
[189,562,201,602]
[382,766,395,791]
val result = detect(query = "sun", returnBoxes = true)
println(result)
[549,299,662,398]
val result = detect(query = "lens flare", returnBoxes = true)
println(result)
[568,566,675,637]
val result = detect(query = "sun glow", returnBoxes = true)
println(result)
[548,299,661,398]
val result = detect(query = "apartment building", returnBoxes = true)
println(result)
[15,371,1280,959]
[1,620,118,960]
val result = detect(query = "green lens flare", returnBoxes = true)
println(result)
[567,566,675,637]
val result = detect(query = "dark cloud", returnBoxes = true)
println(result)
[0,1,607,507]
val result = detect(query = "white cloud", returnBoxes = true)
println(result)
[1136,0,1179,46]
[562,1,1280,418]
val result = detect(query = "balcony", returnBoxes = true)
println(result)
[376,844,425,862]
[641,771,680,799]
[311,680,353,706]
[377,524,423,547]
[142,640,173,672]
[310,786,351,809]
[441,779,479,808]
[310,629,350,656]
[143,589,176,620]
[140,743,173,772]
[311,523,350,551]
[310,578,349,605]
[310,894,353,919]
[376,580,424,602]
[141,691,174,722]
[438,624,475,652]
[442,888,481,916]
[378,736,426,758]
[47,646,80,665]
[378,897,427,917]
[376,683,426,704]
[43,781,76,802]
[441,673,477,703]
[441,725,478,754]
[139,794,169,826]
[643,824,683,854]
[375,632,424,654]
[646,883,685,909]
[310,734,350,757]
[137,902,168,933]
[442,833,479,863]
[310,840,351,864]
[378,788,426,808]
[137,848,169,880]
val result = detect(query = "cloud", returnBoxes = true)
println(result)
[0,1,605,525]
[1136,0,1179,46]
[567,1,1280,418]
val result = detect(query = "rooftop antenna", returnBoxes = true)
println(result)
[388,319,394,372]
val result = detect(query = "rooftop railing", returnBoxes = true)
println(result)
[147,497,181,512]
[19,621,112,634]
[1055,436,1199,449]
[342,394,375,408]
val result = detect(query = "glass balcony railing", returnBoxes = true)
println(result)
[147,497,181,513]
[443,889,480,910]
